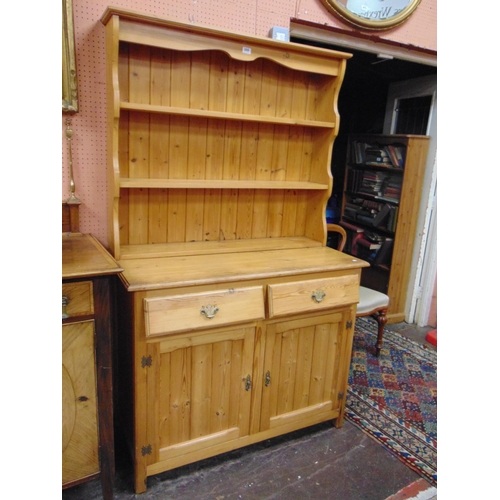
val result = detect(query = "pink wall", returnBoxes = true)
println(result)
[62,0,437,247]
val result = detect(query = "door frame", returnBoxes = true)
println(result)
[290,20,437,325]
[383,75,437,325]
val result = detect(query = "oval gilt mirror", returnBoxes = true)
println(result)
[321,0,421,30]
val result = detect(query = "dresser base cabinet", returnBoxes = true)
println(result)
[113,249,365,493]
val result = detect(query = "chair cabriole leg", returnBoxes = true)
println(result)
[373,309,388,357]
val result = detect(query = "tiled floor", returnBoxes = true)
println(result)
[62,320,437,500]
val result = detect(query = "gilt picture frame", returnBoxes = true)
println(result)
[321,0,422,30]
[63,0,78,113]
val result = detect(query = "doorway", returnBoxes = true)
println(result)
[384,75,437,326]
[290,26,437,326]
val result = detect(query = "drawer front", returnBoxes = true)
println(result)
[62,281,94,319]
[144,286,265,337]
[268,275,359,318]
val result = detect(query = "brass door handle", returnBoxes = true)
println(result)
[265,370,271,387]
[311,290,326,303]
[62,295,70,319]
[201,304,219,319]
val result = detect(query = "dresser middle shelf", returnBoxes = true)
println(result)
[120,102,337,129]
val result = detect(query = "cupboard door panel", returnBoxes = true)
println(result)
[149,326,255,465]
[260,313,343,432]
[62,321,99,485]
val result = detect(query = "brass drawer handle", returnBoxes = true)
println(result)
[245,374,252,391]
[201,304,219,319]
[311,290,326,303]
[62,295,70,319]
[265,370,271,387]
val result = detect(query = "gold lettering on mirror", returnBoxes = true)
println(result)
[321,0,422,30]
[63,0,78,112]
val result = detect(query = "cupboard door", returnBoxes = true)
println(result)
[62,320,99,485]
[145,325,256,470]
[260,312,346,432]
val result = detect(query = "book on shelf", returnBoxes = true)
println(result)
[350,141,406,169]
[386,206,399,232]
[356,214,376,225]
[339,220,364,255]
[346,169,363,192]
[356,245,379,262]
[351,141,406,169]
[363,230,385,243]
[346,164,402,201]
[386,145,400,168]
[386,144,406,168]
[355,236,394,265]
[379,176,402,202]
[359,171,390,196]
[351,141,369,164]
[365,147,392,166]
[393,144,406,166]
[356,237,382,250]
[373,238,394,267]
[372,203,391,227]
[343,198,393,230]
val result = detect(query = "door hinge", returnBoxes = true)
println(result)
[141,355,152,368]
[141,444,152,456]
[338,392,344,400]
[346,320,353,329]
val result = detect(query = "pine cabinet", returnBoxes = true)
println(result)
[101,8,367,493]
[340,134,430,322]
[114,264,360,493]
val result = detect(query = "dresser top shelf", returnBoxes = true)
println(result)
[101,7,352,76]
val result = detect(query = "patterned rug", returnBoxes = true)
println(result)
[345,318,437,485]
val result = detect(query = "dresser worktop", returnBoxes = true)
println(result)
[118,246,368,292]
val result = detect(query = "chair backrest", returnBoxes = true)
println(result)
[327,223,346,252]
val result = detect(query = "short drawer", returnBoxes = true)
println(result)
[144,286,265,337]
[268,275,359,318]
[62,281,94,319]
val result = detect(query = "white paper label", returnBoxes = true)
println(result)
[242,47,252,55]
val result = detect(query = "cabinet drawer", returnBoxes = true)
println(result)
[144,287,265,337]
[268,275,359,318]
[62,281,94,318]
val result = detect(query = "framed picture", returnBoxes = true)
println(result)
[321,0,422,30]
[63,0,78,113]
